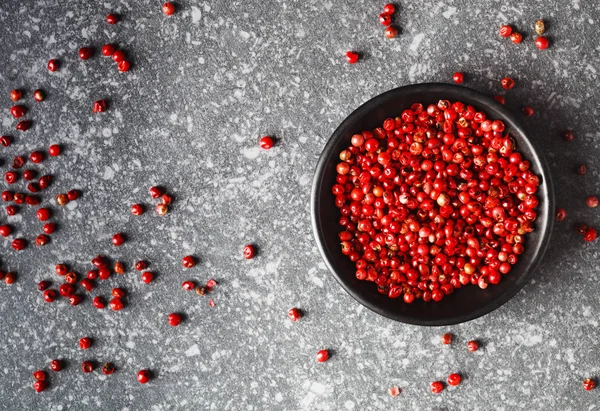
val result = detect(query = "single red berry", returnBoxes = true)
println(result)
[112,50,126,63]
[0,136,11,147]
[12,155,26,169]
[141,271,154,283]
[39,175,51,190]
[535,36,549,50]
[522,106,534,117]
[5,172,18,184]
[447,373,462,386]
[102,362,116,375]
[379,13,392,26]
[86,270,98,280]
[583,378,597,391]
[555,208,566,222]
[467,340,479,352]
[388,386,401,397]
[10,105,27,119]
[110,298,124,311]
[584,227,597,242]
[93,296,106,309]
[586,196,598,208]
[44,289,57,302]
[26,195,40,206]
[36,234,50,247]
[510,32,523,44]
[59,283,75,297]
[501,77,515,90]
[118,60,131,72]
[47,59,59,72]
[206,279,217,289]
[6,206,17,216]
[0,225,11,237]
[208,299,215,307]
[316,349,329,363]
[243,244,256,259]
[27,182,40,193]
[161,193,172,205]
[135,261,148,271]
[452,72,464,84]
[67,189,80,201]
[1,191,13,202]
[33,370,46,381]
[576,164,587,175]
[499,24,512,37]
[23,169,37,181]
[441,333,453,344]
[102,44,116,56]
[162,2,176,15]
[93,100,107,113]
[10,89,22,101]
[80,278,94,292]
[430,381,444,394]
[106,13,118,24]
[12,238,26,251]
[33,381,47,393]
[112,287,126,298]
[345,51,359,64]
[13,193,25,204]
[50,359,62,372]
[288,307,302,322]
[182,255,196,268]
[56,194,69,206]
[36,208,50,221]
[168,313,181,326]
[98,267,111,280]
[56,264,68,276]
[383,3,395,14]
[156,203,168,216]
[114,261,125,275]
[149,186,165,199]
[384,26,398,39]
[112,233,125,246]
[81,361,94,373]
[37,280,51,291]
[71,295,82,307]
[43,223,56,234]
[79,337,92,350]
[79,47,93,60]
[65,272,78,284]
[4,272,16,284]
[33,89,45,102]
[259,136,274,150]
[195,286,207,296]
[182,281,195,291]
[137,369,151,384]
[563,130,575,142]
[16,120,32,131]
[131,204,144,215]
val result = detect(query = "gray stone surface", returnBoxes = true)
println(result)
[0,0,598,410]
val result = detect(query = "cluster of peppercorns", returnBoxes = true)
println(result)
[180,255,218,307]
[499,19,549,50]
[378,3,399,39]
[135,186,173,216]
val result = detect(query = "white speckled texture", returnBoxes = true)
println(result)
[0,0,598,409]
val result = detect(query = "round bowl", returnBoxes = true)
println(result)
[310,83,554,326]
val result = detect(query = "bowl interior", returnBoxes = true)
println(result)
[311,83,554,326]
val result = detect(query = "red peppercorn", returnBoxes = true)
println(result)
[10,105,27,119]
[1,191,13,202]
[37,280,50,291]
[98,267,111,280]
[86,270,98,280]
[36,208,50,221]
[522,106,534,117]
[106,13,118,24]
[5,171,18,184]
[23,169,36,181]
[47,59,59,72]
[12,156,25,169]
[452,72,464,84]
[33,370,46,381]
[182,255,196,268]
[383,3,395,14]
[43,223,56,234]
[44,289,57,302]
[441,333,453,344]
[162,2,176,15]
[67,189,80,201]
[141,271,154,283]
[93,100,107,113]
[102,362,116,375]
[39,175,51,190]
[36,234,50,247]
[112,287,126,298]
[430,381,444,394]
[288,307,302,322]
[195,286,207,296]
[499,25,512,37]
[110,298,124,311]
[59,283,75,297]
[26,195,40,206]
[206,279,217,289]
[65,272,78,284]
[259,136,274,150]
[79,337,92,350]
[114,261,125,275]
[447,373,461,386]
[101,44,116,56]
[161,193,172,205]
[135,260,148,271]
[384,26,398,39]
[316,349,329,363]
[583,378,597,391]
[182,281,195,291]
[379,13,392,26]
[118,60,131,72]
[576,164,587,175]
[388,386,401,397]
[10,89,22,101]
[555,208,566,222]
[156,203,168,216]
[3,272,14,284]
[535,36,549,50]
[79,47,93,60]
[563,130,575,142]
[584,227,597,242]
[50,359,62,372]
[33,381,47,393]
[131,204,144,215]
[16,120,32,131]
[243,244,256,259]
[93,296,106,309]
[12,238,26,251]
[81,361,94,373]
[112,233,125,246]
[112,50,126,63]
[56,264,68,276]
[467,340,479,352]
[149,186,165,199]
[70,295,82,306]
[501,77,515,90]
[345,51,359,64]
[0,225,11,237]
[510,32,523,44]
[137,369,151,384]
[0,136,11,147]
[56,193,69,206]
[33,89,45,102]
[6,206,17,216]
[168,312,181,326]
[586,196,598,208]
[80,278,94,292]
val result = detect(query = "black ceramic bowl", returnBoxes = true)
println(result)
[311,83,554,326]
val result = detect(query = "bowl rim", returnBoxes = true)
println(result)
[310,82,555,326]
